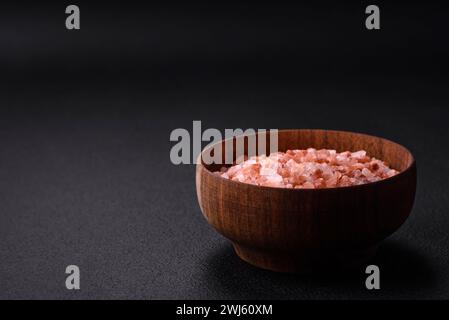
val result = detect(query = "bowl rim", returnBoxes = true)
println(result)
[198,128,416,192]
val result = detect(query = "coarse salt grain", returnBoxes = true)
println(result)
[215,149,399,189]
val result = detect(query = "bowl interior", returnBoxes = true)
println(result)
[201,129,414,173]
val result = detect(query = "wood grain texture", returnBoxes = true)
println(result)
[196,129,417,273]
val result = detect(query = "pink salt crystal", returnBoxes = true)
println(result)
[386,169,398,177]
[361,168,373,177]
[216,149,399,188]
[303,181,315,189]
[351,150,366,159]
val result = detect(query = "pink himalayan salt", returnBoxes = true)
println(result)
[215,148,399,189]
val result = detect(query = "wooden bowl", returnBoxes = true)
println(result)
[196,129,416,273]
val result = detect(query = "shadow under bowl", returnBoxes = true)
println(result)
[196,129,417,273]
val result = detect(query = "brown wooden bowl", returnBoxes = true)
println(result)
[196,129,416,273]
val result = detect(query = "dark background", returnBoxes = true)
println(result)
[0,1,448,299]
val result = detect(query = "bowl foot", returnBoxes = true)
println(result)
[233,243,378,273]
